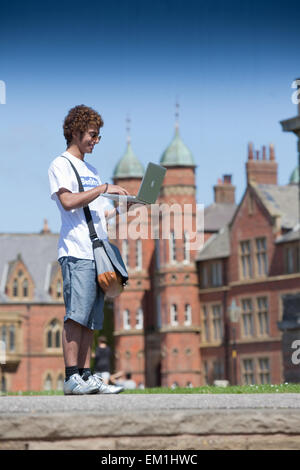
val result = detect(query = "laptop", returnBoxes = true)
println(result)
[102,162,167,204]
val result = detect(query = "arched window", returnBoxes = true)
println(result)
[136,308,143,329]
[169,231,176,263]
[184,304,192,326]
[55,330,60,348]
[46,320,61,349]
[123,310,130,330]
[23,279,28,297]
[44,374,53,391]
[12,279,18,297]
[170,304,178,326]
[57,374,64,391]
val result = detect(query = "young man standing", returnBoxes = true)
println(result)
[48,105,128,395]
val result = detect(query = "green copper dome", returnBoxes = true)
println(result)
[113,141,144,179]
[289,166,299,184]
[160,128,195,167]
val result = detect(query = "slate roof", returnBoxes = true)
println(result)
[251,183,298,229]
[197,183,299,261]
[276,225,300,244]
[204,203,237,232]
[0,233,60,303]
[196,225,230,261]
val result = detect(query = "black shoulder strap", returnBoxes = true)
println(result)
[61,156,101,244]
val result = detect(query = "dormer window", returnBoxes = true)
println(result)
[6,256,34,301]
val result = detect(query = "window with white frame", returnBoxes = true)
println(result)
[123,309,130,330]
[136,239,142,270]
[136,308,143,329]
[170,304,178,326]
[184,304,192,326]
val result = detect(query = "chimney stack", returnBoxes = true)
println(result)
[246,142,278,185]
[41,219,51,234]
[214,175,235,204]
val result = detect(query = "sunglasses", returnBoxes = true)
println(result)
[88,131,102,141]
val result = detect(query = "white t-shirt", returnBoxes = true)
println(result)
[48,151,111,260]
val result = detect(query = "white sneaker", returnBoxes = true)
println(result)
[63,373,98,395]
[90,374,124,394]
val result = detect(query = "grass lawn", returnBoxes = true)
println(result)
[2,383,300,396]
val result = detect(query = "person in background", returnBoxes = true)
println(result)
[94,336,113,385]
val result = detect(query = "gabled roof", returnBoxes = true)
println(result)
[251,183,298,229]
[196,225,230,261]
[204,203,237,232]
[197,182,299,261]
[0,233,59,303]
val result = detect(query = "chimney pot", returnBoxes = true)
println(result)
[248,142,254,160]
[223,174,232,184]
[269,144,275,161]
[41,219,51,234]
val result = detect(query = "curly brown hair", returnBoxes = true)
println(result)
[63,104,104,145]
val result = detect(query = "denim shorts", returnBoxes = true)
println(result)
[58,256,104,330]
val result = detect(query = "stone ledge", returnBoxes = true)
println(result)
[1,409,300,441]
[2,394,300,450]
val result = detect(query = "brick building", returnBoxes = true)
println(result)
[0,223,65,392]
[1,114,300,391]
[112,116,300,387]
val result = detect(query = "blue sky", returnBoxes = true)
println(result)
[1,0,300,233]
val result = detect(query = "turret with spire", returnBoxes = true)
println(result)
[113,116,144,181]
[155,101,202,388]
